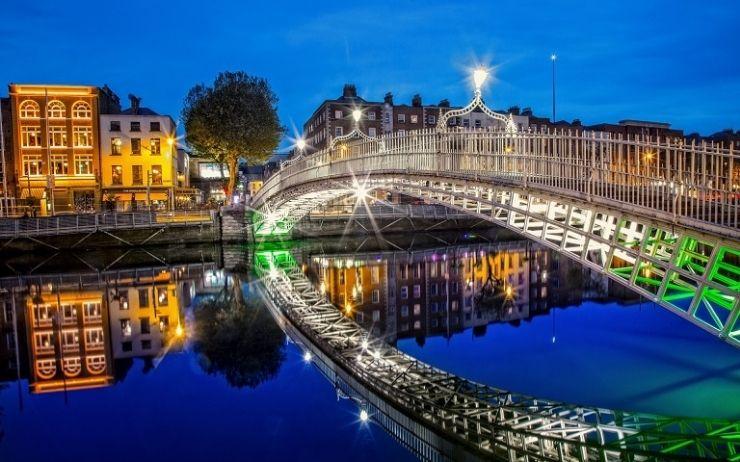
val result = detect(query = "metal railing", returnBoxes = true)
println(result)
[256,129,740,236]
[0,210,216,238]
[305,204,470,220]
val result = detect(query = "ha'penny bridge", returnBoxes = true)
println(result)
[249,72,739,460]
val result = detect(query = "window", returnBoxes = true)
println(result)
[23,155,43,176]
[413,304,421,315]
[400,286,409,299]
[150,165,162,185]
[397,129,406,135]
[73,126,92,148]
[371,266,380,283]
[72,101,91,119]
[414,320,421,330]
[132,165,143,185]
[84,302,101,320]
[48,126,67,147]
[334,127,343,136]
[475,119,482,128]
[19,100,40,118]
[111,165,123,185]
[401,305,409,317]
[47,100,66,118]
[339,271,345,285]
[399,265,408,279]
[111,137,122,155]
[85,328,104,347]
[372,310,380,322]
[368,111,376,120]
[413,264,421,278]
[431,302,438,313]
[150,121,160,131]
[74,154,93,175]
[122,341,132,352]
[413,285,421,298]
[371,289,380,303]
[397,113,406,123]
[110,121,121,131]
[141,339,152,350]
[451,282,458,294]
[430,263,437,278]
[62,331,79,349]
[131,138,141,155]
[130,121,141,132]
[138,289,149,308]
[462,118,470,128]
[50,154,68,175]
[21,126,42,147]
[431,283,438,296]
[451,300,458,311]
[334,110,342,119]
[368,127,377,137]
[427,115,436,125]
[150,138,161,155]
[156,287,168,306]
[410,115,418,124]
[140,317,150,334]
[121,319,132,337]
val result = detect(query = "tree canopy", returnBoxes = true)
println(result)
[182,71,282,200]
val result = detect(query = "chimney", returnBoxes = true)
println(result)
[384,92,394,105]
[507,106,520,115]
[128,94,141,114]
[521,107,533,116]
[342,84,357,98]
[411,94,422,107]
[438,99,450,108]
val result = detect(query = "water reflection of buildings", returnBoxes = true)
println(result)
[311,241,629,343]
[0,263,222,393]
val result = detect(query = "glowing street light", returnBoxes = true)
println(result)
[359,409,369,422]
[361,339,369,350]
[296,137,307,151]
[166,136,175,147]
[303,351,312,362]
[352,109,362,123]
[473,67,489,93]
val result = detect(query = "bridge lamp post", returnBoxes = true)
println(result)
[303,350,312,362]
[473,67,489,96]
[359,409,369,423]
[296,137,306,153]
[551,53,557,122]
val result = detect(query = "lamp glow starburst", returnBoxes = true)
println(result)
[296,138,306,151]
[473,67,489,92]
[352,109,362,123]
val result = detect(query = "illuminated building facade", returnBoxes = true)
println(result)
[106,270,185,359]
[8,84,120,214]
[24,286,113,393]
[99,95,186,210]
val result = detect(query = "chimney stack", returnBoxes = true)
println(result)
[411,94,422,107]
[384,92,394,105]
[128,94,141,114]
[342,84,357,98]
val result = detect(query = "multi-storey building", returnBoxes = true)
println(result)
[0,97,14,214]
[8,84,120,214]
[24,285,113,393]
[99,95,185,210]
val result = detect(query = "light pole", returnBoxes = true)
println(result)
[550,53,557,122]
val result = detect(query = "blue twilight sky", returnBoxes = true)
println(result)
[1,0,739,150]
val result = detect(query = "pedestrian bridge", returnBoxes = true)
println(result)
[254,248,739,461]
[251,125,739,348]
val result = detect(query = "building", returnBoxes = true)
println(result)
[189,157,230,204]
[584,119,683,140]
[8,84,120,214]
[0,97,14,214]
[99,95,191,210]
[302,84,530,152]
[24,285,113,393]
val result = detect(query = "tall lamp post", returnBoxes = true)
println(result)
[550,53,557,122]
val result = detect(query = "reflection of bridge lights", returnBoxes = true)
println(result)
[505,145,513,153]
[269,268,279,279]
[505,286,513,298]
[361,339,369,350]
[644,151,655,161]
[345,303,353,315]
[359,409,369,422]
[175,324,184,338]
[542,271,548,282]
[303,351,312,362]
[319,282,326,294]
[372,350,381,360]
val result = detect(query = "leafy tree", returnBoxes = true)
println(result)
[193,282,286,389]
[182,71,282,200]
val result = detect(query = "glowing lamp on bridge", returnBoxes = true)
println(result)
[359,409,369,423]
[473,67,489,93]
[296,137,307,151]
[303,351,312,362]
[361,339,369,350]
[352,109,362,123]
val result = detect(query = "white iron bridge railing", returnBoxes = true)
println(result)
[256,129,740,237]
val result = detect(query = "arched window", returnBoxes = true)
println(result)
[47,100,66,119]
[19,100,40,118]
[72,101,91,119]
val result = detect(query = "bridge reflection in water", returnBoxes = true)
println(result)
[255,240,739,462]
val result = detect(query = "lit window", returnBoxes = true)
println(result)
[47,100,66,118]
[335,126,343,136]
[368,127,376,137]
[151,165,162,185]
[48,126,67,148]
[410,115,418,124]
[132,165,143,185]
[23,155,43,176]
[368,112,376,120]
[413,304,421,315]
[72,101,91,119]
[112,165,123,185]
[74,154,93,175]
[73,126,92,148]
[371,289,380,303]
[111,137,122,155]
[50,154,68,175]
[19,100,40,118]
[131,138,141,155]
[400,286,408,299]
[21,126,42,148]
[150,138,161,155]
[334,110,342,119]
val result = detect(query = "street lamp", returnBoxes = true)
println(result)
[296,137,307,151]
[352,109,362,123]
[550,53,557,122]
[473,67,489,94]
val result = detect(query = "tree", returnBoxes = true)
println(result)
[182,71,282,201]
[193,282,286,389]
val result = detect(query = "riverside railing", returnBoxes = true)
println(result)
[258,129,739,235]
[0,210,216,238]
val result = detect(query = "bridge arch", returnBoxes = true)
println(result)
[251,130,740,347]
